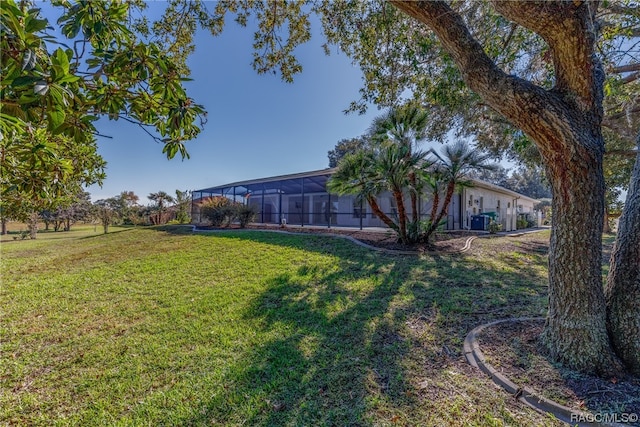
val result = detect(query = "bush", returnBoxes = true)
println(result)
[199,196,235,227]
[236,205,256,228]
[488,219,502,234]
[199,197,255,228]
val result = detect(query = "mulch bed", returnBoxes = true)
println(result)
[477,319,640,423]
[198,224,476,253]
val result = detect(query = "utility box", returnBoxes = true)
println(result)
[471,215,490,231]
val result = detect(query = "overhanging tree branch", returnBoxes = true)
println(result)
[492,1,600,110]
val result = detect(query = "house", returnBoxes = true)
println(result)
[192,168,539,232]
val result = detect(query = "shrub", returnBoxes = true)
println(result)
[236,205,256,228]
[199,196,235,227]
[516,218,528,230]
[199,197,254,228]
[488,219,502,234]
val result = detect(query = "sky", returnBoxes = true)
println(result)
[83,4,388,203]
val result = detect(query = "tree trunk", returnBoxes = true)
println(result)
[28,212,38,239]
[540,139,622,376]
[392,189,409,244]
[366,196,399,232]
[603,208,611,233]
[605,136,640,375]
[408,171,419,223]
[424,180,455,242]
[1,218,6,235]
[429,186,440,227]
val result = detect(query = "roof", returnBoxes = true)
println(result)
[194,167,539,204]
[470,179,539,204]
[194,168,336,194]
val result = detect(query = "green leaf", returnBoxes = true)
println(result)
[34,80,49,96]
[11,75,40,88]
[51,48,70,79]
[21,50,37,71]
[47,107,65,130]
[18,94,39,104]
[25,16,48,33]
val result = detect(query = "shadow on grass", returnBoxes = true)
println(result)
[151,228,550,425]
[78,227,135,239]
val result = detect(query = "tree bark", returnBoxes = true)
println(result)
[28,212,38,239]
[392,189,409,244]
[605,135,640,374]
[603,209,611,233]
[408,171,419,223]
[390,0,622,374]
[424,180,455,242]
[366,196,399,232]
[1,218,6,235]
[428,185,440,227]
[540,135,621,376]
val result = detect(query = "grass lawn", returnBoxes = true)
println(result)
[1,226,563,426]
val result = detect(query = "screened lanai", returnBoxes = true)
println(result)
[192,168,390,229]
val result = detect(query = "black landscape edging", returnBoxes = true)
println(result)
[464,318,628,427]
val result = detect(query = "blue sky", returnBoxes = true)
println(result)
[84,6,388,203]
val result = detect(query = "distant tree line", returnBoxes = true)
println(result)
[1,189,192,238]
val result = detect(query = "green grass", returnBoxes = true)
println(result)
[1,226,560,426]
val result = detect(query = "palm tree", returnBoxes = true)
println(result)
[423,140,496,241]
[328,142,431,244]
[373,142,431,243]
[148,191,175,225]
[370,103,430,225]
[327,150,399,234]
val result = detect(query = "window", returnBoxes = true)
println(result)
[353,200,366,218]
[389,197,399,220]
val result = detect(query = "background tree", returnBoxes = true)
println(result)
[93,198,120,234]
[117,191,142,226]
[0,127,106,239]
[48,191,92,232]
[603,133,637,232]
[174,189,192,224]
[504,166,552,200]
[148,191,175,225]
[329,135,494,245]
[327,137,369,168]
[470,165,510,189]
